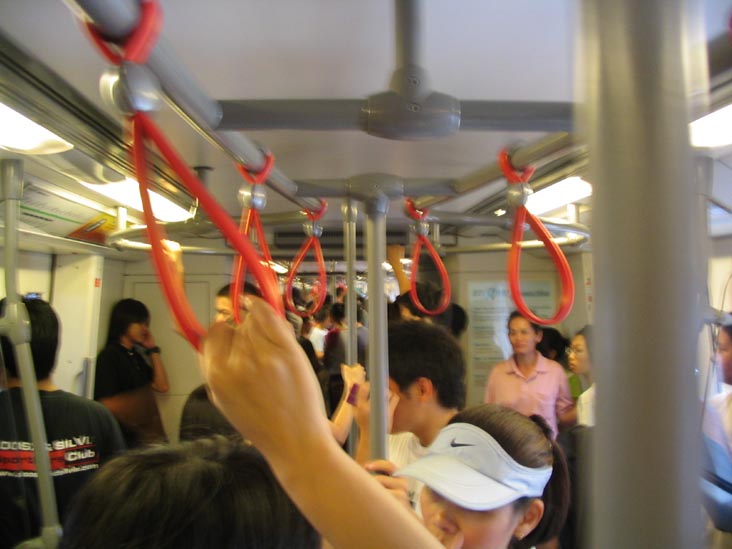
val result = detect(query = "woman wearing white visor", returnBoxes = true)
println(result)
[396,404,570,549]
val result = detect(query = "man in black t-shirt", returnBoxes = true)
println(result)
[0,298,125,547]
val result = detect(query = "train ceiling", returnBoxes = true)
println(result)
[0,0,732,253]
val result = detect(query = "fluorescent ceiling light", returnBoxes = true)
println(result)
[267,260,288,274]
[80,179,193,222]
[525,177,592,216]
[690,104,732,148]
[0,103,74,155]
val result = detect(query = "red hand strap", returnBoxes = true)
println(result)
[132,112,284,350]
[498,148,574,325]
[404,199,451,316]
[229,153,276,324]
[84,0,162,65]
[285,201,328,318]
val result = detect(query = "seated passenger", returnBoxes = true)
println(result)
[395,404,570,549]
[60,437,320,548]
[0,297,125,546]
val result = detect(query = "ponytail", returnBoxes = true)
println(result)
[517,415,570,548]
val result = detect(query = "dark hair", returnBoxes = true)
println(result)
[508,310,542,334]
[329,302,346,324]
[449,405,570,549]
[313,305,329,324]
[61,437,320,549]
[217,282,261,298]
[105,298,149,345]
[388,320,466,409]
[395,282,440,319]
[537,327,569,363]
[575,325,594,359]
[179,385,241,442]
[0,297,59,380]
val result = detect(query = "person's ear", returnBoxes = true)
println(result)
[415,377,435,401]
[512,499,544,542]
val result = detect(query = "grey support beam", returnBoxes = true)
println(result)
[585,0,703,546]
[69,0,321,212]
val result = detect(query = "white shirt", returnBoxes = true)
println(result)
[308,326,328,354]
[388,432,429,510]
[577,383,596,427]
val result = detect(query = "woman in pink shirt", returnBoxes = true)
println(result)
[484,311,575,437]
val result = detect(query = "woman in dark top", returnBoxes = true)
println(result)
[94,298,169,447]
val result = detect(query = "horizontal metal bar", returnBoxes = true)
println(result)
[460,101,573,131]
[70,0,321,212]
[219,100,364,131]
[217,99,574,132]
[414,132,576,210]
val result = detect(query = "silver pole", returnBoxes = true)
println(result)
[343,200,359,366]
[395,0,421,69]
[365,195,389,460]
[0,159,61,547]
[584,0,703,546]
[343,199,359,456]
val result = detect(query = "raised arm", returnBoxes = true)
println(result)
[201,298,439,549]
[387,244,411,295]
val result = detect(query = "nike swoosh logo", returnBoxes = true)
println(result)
[450,439,474,448]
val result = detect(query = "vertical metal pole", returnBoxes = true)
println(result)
[395,0,421,69]
[365,195,390,460]
[1,159,61,547]
[343,199,359,365]
[342,199,360,456]
[583,1,704,547]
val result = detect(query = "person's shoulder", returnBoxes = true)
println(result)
[538,354,565,373]
[96,344,121,362]
[44,390,111,413]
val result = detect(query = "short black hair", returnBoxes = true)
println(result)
[329,303,345,324]
[217,282,261,298]
[388,320,466,409]
[179,385,240,442]
[395,282,440,319]
[61,437,320,549]
[537,327,568,363]
[508,310,542,334]
[105,298,149,345]
[1,297,60,380]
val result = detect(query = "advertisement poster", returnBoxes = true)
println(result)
[467,279,555,404]
[13,183,120,244]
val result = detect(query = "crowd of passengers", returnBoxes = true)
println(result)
[0,247,640,549]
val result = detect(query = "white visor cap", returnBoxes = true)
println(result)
[395,423,552,511]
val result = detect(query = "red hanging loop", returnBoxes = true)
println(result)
[404,198,451,316]
[84,0,162,65]
[235,153,275,185]
[285,201,328,318]
[229,153,277,324]
[131,112,284,350]
[498,148,575,325]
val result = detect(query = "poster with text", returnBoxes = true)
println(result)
[467,279,555,404]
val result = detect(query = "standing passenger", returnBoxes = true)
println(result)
[94,298,169,447]
[355,320,466,508]
[396,404,570,549]
[0,297,125,546]
[484,311,574,438]
[567,326,595,426]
